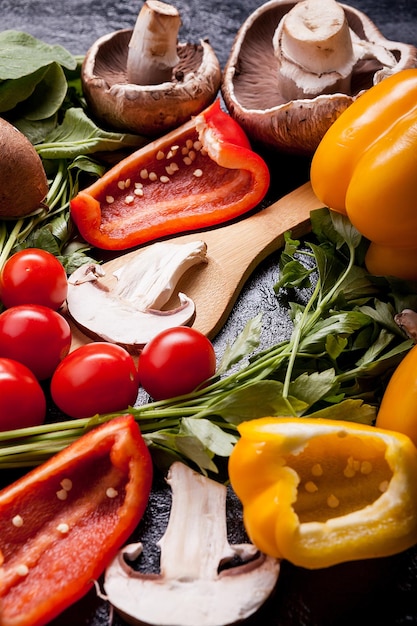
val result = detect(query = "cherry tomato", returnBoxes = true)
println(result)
[50,342,140,419]
[0,304,71,380]
[138,326,216,400]
[0,248,68,310]
[0,358,46,431]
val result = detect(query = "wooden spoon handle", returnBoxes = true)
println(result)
[172,181,322,338]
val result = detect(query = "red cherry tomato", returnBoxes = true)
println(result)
[0,358,46,431]
[50,342,140,419]
[138,326,216,400]
[0,304,71,380]
[0,248,68,310]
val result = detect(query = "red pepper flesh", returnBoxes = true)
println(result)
[0,415,153,626]
[70,99,270,250]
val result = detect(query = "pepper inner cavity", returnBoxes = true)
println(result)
[97,133,253,233]
[286,433,392,523]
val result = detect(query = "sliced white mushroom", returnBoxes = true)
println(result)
[111,239,207,310]
[66,240,207,350]
[104,462,280,626]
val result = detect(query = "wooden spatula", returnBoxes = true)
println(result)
[67,181,323,349]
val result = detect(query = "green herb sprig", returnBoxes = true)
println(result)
[0,208,414,475]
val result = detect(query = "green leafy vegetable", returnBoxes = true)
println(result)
[217,312,262,374]
[36,107,148,159]
[0,208,414,475]
[0,31,76,114]
[0,31,76,79]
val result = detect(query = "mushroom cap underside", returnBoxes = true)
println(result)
[82,29,222,136]
[221,0,417,155]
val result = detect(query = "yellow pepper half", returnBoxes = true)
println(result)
[228,417,417,569]
[310,68,417,281]
[376,343,417,446]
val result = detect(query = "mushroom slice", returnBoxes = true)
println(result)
[104,462,280,626]
[221,0,417,155]
[66,240,207,350]
[81,1,221,137]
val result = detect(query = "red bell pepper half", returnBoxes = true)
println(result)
[0,415,153,626]
[70,99,270,250]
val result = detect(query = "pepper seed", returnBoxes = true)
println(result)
[360,461,373,475]
[16,564,29,577]
[56,523,70,534]
[327,494,340,508]
[311,463,323,477]
[60,478,72,491]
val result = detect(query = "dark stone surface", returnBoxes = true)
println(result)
[2,0,417,66]
[2,1,417,624]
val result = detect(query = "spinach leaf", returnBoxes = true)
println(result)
[37,107,147,158]
[0,31,75,79]
[0,31,76,116]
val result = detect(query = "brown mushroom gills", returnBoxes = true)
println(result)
[81,1,221,137]
[221,0,417,155]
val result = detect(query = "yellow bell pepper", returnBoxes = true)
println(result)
[228,416,417,569]
[376,343,417,446]
[310,68,417,281]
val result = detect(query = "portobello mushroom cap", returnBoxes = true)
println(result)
[81,29,222,137]
[221,0,417,155]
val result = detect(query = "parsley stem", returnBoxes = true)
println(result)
[282,278,321,401]
[281,237,357,408]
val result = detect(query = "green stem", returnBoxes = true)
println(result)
[46,160,69,211]
[282,278,321,399]
[281,240,356,404]
[0,219,25,272]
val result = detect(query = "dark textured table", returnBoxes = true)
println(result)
[2,1,417,625]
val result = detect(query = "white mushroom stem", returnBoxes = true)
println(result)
[104,462,280,626]
[66,240,207,350]
[273,0,397,99]
[112,240,207,310]
[127,0,181,85]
